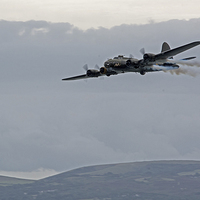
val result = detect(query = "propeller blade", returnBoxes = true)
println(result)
[129,54,134,58]
[95,64,100,70]
[83,64,88,71]
[140,48,145,55]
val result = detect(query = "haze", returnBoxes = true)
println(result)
[0,1,200,180]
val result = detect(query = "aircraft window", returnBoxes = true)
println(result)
[118,55,124,59]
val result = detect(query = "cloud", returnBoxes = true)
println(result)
[1,0,200,29]
[0,19,200,179]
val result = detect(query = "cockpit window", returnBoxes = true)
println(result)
[114,55,124,59]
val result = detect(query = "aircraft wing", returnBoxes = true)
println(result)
[62,74,88,81]
[155,41,200,60]
[62,72,104,81]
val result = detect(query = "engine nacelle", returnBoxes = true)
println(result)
[126,59,131,66]
[100,67,107,74]
[87,69,100,77]
[100,67,117,76]
[117,59,132,67]
[143,53,156,62]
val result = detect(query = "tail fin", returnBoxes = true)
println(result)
[161,42,171,52]
[161,42,173,59]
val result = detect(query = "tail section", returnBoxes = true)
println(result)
[161,42,171,52]
[161,42,173,59]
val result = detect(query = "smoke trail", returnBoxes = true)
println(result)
[176,61,200,68]
[168,68,197,77]
[164,60,200,76]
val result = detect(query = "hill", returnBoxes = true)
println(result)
[1,160,200,199]
[0,175,34,186]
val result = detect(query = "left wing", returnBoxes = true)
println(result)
[62,74,88,81]
[62,68,103,81]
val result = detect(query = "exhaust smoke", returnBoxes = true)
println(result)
[168,68,197,77]
[165,61,200,77]
[176,61,200,68]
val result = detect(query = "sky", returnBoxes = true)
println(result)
[0,1,200,180]
[0,0,200,29]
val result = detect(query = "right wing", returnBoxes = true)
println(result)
[155,41,200,60]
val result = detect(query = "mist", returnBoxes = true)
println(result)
[0,19,200,178]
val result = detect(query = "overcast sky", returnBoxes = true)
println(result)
[0,1,200,180]
[1,0,200,29]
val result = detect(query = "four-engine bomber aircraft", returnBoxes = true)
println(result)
[62,41,200,81]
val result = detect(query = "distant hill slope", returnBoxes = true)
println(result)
[1,160,200,200]
[0,175,34,186]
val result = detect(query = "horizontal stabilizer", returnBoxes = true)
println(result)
[181,56,196,60]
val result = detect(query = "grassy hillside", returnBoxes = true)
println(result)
[1,160,200,199]
[0,175,34,186]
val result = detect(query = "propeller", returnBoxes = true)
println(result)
[140,48,145,55]
[129,54,134,58]
[95,64,100,70]
[83,64,88,71]
[83,64,101,71]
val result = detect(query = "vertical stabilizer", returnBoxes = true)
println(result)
[161,42,171,52]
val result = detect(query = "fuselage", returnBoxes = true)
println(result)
[102,55,178,75]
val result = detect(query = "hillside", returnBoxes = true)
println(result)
[0,175,34,186]
[1,160,200,200]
